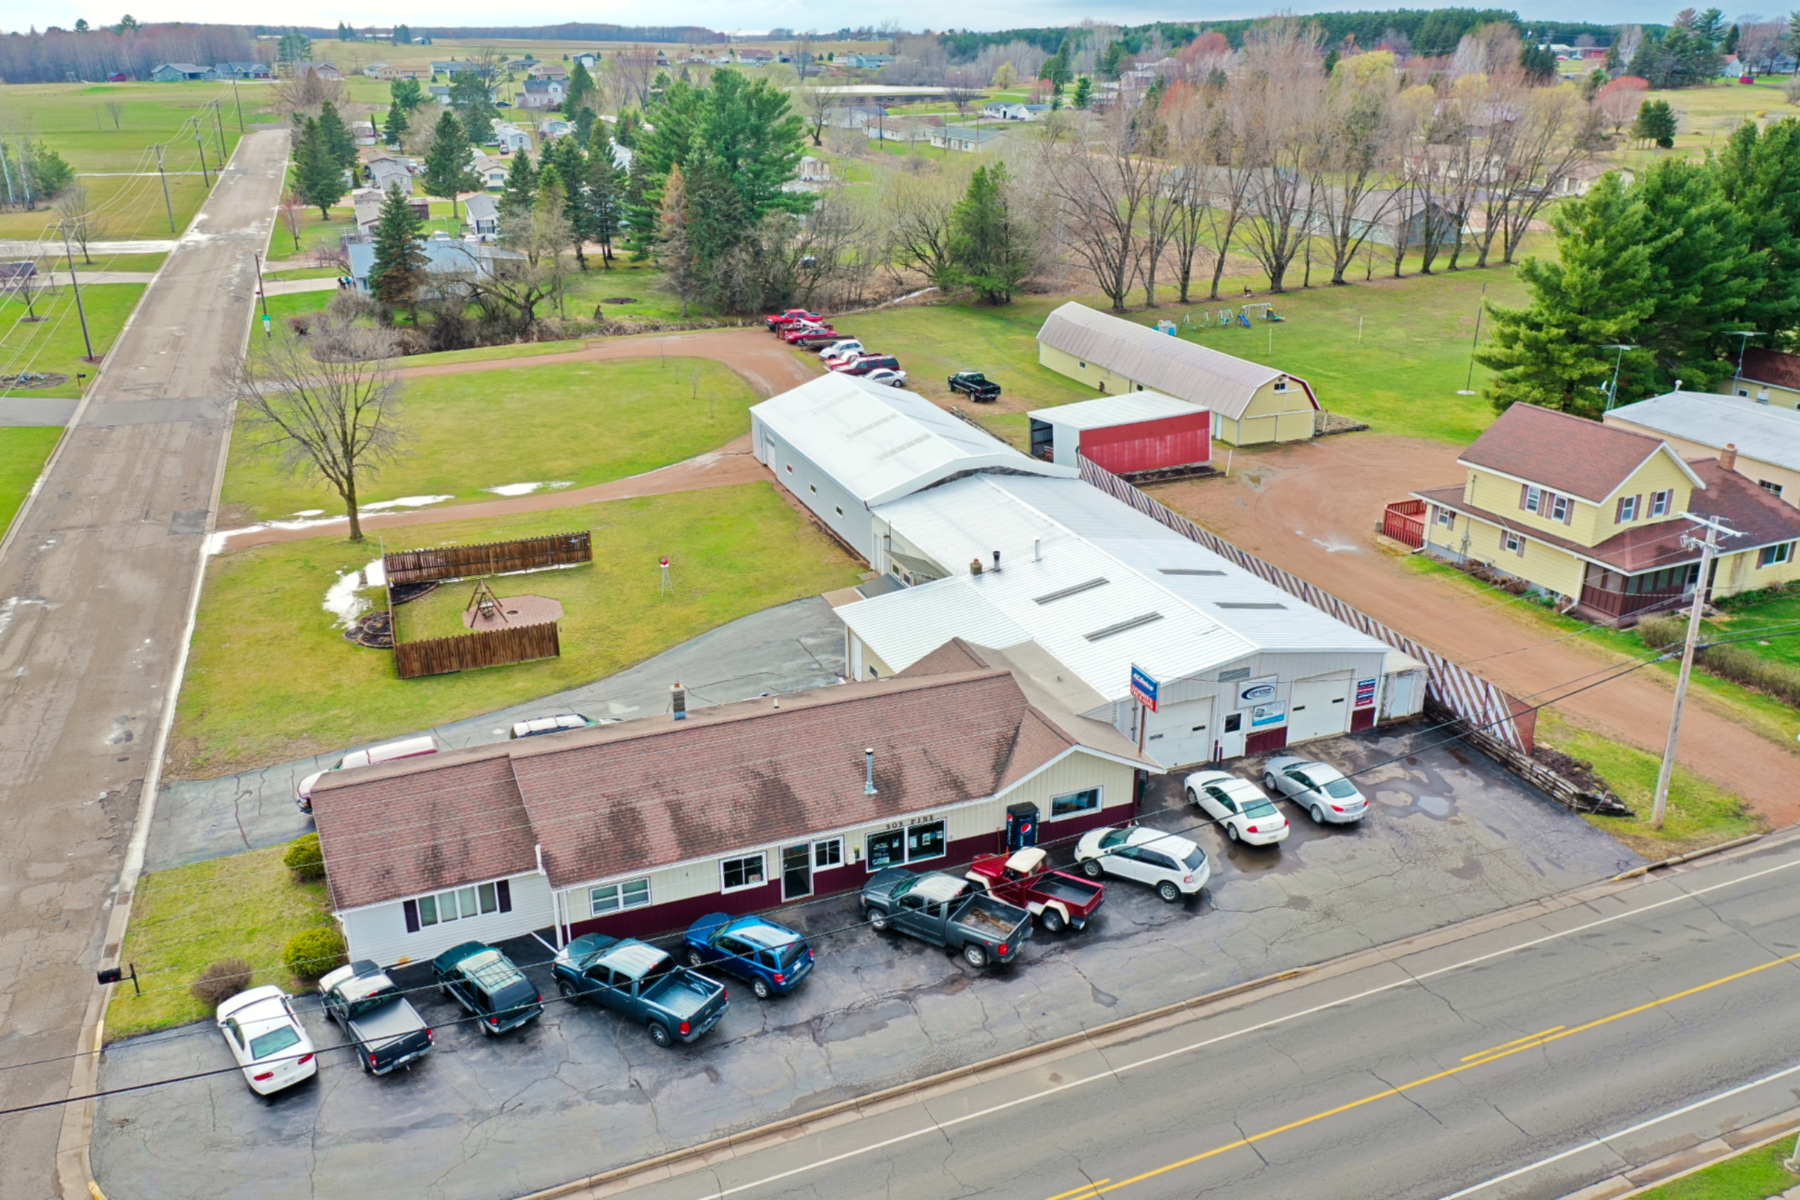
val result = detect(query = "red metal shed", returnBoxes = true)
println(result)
[1027,393,1211,475]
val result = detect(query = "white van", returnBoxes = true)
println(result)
[296,735,437,811]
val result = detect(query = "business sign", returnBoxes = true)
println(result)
[1130,665,1159,713]
[1233,675,1280,710]
[1354,677,1378,708]
[1250,702,1287,728]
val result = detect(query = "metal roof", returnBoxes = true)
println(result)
[1606,391,1800,475]
[1036,302,1307,421]
[751,372,1073,507]
[1026,391,1205,431]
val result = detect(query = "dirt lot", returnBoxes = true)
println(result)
[1148,433,1800,825]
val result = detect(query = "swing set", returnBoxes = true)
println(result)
[1184,303,1285,329]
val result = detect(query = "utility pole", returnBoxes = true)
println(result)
[195,130,211,187]
[1651,513,1741,829]
[231,78,245,132]
[58,222,96,363]
[212,102,226,165]
[154,143,176,233]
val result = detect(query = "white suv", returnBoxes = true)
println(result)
[1074,825,1211,903]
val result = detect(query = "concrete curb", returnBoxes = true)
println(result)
[1612,831,1768,880]
[1557,1105,1800,1200]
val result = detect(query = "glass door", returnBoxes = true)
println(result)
[781,843,812,901]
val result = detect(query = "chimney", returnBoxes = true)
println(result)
[1720,443,1738,472]
[969,557,983,575]
[863,748,878,795]
[670,682,686,720]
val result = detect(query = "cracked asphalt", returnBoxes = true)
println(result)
[93,724,1645,1200]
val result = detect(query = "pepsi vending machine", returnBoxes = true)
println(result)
[1005,802,1040,851]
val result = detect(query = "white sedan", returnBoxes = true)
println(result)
[217,986,318,1096]
[1263,756,1370,824]
[1074,825,1211,903]
[819,338,864,360]
[863,368,908,388]
[1184,770,1290,845]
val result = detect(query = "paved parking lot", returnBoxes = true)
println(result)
[94,724,1643,1200]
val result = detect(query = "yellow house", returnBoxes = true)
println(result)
[1412,403,1800,625]
[1034,302,1319,446]
[1725,347,1800,410]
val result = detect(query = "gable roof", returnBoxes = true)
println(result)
[1739,347,1800,391]
[1458,402,1703,503]
[1606,391,1800,475]
[1036,302,1314,421]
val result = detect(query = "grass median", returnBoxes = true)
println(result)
[170,482,863,777]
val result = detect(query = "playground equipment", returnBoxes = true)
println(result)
[1241,302,1285,323]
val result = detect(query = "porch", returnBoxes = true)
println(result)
[1574,561,1701,625]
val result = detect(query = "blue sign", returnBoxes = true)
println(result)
[1130,665,1159,712]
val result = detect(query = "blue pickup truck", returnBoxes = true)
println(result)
[551,934,729,1048]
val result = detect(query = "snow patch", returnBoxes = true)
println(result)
[323,558,386,628]
[483,481,575,497]
[361,494,454,511]
[291,509,326,517]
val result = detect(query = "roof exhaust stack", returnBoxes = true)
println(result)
[1720,443,1738,471]
[992,550,1001,571]
[864,748,878,795]
[670,682,686,721]
[1674,379,1682,391]
[970,557,983,575]
[1034,537,1041,562]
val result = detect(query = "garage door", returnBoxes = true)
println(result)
[1287,676,1351,744]
[1143,698,1214,769]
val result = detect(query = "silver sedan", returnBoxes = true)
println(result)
[1262,756,1370,824]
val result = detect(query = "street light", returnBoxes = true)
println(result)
[1724,330,1761,387]
[1601,344,1637,411]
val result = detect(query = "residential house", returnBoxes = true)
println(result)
[797,156,832,182]
[528,63,568,81]
[345,232,521,294]
[214,61,273,80]
[831,103,888,130]
[490,122,531,154]
[518,78,564,110]
[469,153,510,190]
[462,192,500,239]
[351,188,428,234]
[353,120,378,147]
[365,157,415,196]
[737,50,774,66]
[537,118,573,140]
[866,115,940,144]
[150,63,216,82]
[934,126,1009,152]
[572,53,598,71]
[1721,348,1800,409]
[428,84,451,104]
[1413,403,1800,624]
[843,53,897,68]
[362,62,389,77]
[1035,302,1320,446]
[430,60,457,76]
[374,64,420,81]
[289,61,343,80]
[982,101,1031,121]
[1606,391,1800,508]
[310,662,1156,964]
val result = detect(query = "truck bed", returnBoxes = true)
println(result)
[643,973,721,1020]
[1036,874,1104,911]
[960,895,1029,938]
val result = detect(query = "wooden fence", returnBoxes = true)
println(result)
[1382,499,1427,549]
[384,531,592,585]
[1077,455,1532,752]
[394,621,561,679]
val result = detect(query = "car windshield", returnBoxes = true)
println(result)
[1099,828,1133,848]
[1324,778,1359,798]
[249,1024,301,1060]
[776,941,808,970]
[1181,847,1207,871]
[1244,798,1279,818]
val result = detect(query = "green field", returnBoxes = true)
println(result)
[220,356,754,523]
[0,426,61,536]
[1632,1136,1800,1200]
[0,283,146,399]
[170,482,862,776]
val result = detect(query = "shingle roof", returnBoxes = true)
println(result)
[311,667,1152,909]
[1739,347,1800,391]
[1458,403,1698,503]
[1606,391,1800,475]
[1036,302,1313,421]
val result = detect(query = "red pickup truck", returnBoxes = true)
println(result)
[765,309,822,331]
[965,848,1104,934]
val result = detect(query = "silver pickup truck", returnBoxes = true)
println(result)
[861,867,1034,969]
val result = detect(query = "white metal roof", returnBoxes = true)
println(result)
[1026,391,1205,431]
[751,372,1074,507]
[1036,302,1312,421]
[1606,391,1800,474]
[845,574,1032,670]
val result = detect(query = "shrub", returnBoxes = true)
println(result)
[283,832,325,881]
[283,926,347,981]
[190,958,256,1008]
[1638,613,1800,706]
[1637,614,1686,652]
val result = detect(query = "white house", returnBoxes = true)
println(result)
[934,126,1008,152]
[982,101,1031,120]
[462,192,499,239]
[490,122,531,154]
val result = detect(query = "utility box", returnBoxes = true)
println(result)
[1027,392,1211,474]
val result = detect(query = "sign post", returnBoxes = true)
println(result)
[1130,665,1159,755]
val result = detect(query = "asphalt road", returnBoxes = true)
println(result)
[0,129,287,1200]
[90,726,1643,1200]
[585,833,1800,1200]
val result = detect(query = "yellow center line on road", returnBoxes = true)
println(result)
[1044,1180,1111,1200]
[1460,1026,1566,1062]
[1042,950,1800,1200]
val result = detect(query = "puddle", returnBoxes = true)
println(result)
[483,481,574,497]
[1223,844,1284,871]
[1415,794,1453,817]
[1311,536,1360,553]
[323,558,386,628]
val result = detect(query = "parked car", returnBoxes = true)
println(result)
[1263,756,1371,824]
[831,353,902,376]
[296,735,437,811]
[947,371,1001,401]
[819,338,864,360]
[965,847,1104,933]
[551,934,729,1047]
[431,941,545,1035]
[1073,826,1210,903]
[860,868,1033,968]
[510,713,597,739]
[764,308,822,331]
[216,987,317,1096]
[683,913,814,999]
[862,367,908,388]
[318,960,434,1075]
[784,325,843,347]
[1184,769,1291,846]
[822,348,869,368]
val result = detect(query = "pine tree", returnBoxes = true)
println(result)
[1072,75,1093,108]
[499,149,537,220]
[421,111,479,219]
[290,116,346,218]
[382,105,408,147]
[368,183,426,316]
[945,164,1033,305]
[565,60,597,113]
[1717,118,1800,343]
[316,100,357,171]
[1634,99,1678,148]
[573,107,598,148]
[585,145,624,268]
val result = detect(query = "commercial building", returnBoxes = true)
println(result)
[1606,391,1800,506]
[1035,303,1319,446]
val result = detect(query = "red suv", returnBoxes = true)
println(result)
[831,354,901,376]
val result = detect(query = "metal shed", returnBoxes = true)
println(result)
[1027,393,1211,474]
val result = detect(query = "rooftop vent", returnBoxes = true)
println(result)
[1033,577,1109,605]
[1215,602,1286,610]
[1084,612,1163,642]
[1159,568,1226,577]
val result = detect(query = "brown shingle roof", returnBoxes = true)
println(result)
[1739,348,1800,391]
[311,664,1148,910]
[1459,403,1678,503]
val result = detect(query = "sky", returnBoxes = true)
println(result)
[7,0,1686,36]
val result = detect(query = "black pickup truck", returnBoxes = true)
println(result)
[947,371,1002,401]
[861,868,1033,968]
[551,934,729,1048]
[318,960,434,1075]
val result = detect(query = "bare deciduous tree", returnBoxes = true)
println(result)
[54,184,101,264]
[615,45,660,108]
[1047,109,1164,309]
[225,313,406,543]
[1236,20,1328,293]
[278,189,305,254]
[276,67,346,117]
[800,86,839,147]
[1313,52,1403,284]
[103,100,125,130]
[879,164,965,288]
[1492,84,1591,263]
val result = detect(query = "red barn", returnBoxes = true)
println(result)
[1027,392,1211,476]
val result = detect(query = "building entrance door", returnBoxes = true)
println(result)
[781,844,812,901]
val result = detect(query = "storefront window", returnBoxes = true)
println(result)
[907,820,946,862]
[865,829,904,870]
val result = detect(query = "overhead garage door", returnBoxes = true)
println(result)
[1143,698,1214,769]
[1287,676,1351,745]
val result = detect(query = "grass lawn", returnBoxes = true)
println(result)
[170,483,863,776]
[108,843,334,1041]
[0,283,146,399]
[221,356,754,523]
[1707,587,1800,670]
[83,252,169,273]
[0,426,61,536]
[559,258,691,323]
[1632,1135,1800,1200]
[399,336,595,368]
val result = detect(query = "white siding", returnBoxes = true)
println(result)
[341,872,554,967]
[1000,751,1139,824]
[753,414,875,561]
